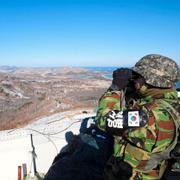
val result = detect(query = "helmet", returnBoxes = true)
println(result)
[133,54,180,88]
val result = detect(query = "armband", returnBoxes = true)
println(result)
[105,109,148,136]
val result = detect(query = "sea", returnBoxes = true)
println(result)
[85,67,180,89]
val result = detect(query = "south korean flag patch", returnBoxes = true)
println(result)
[128,111,140,127]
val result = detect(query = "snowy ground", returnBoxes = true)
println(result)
[0,109,95,180]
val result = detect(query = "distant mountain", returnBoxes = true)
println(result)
[0,66,19,72]
[59,67,89,74]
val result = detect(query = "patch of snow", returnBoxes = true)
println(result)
[1,80,13,86]
[1,86,29,99]
[0,109,95,180]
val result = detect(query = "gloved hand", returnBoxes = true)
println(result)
[104,156,132,180]
[112,68,133,90]
[170,142,180,159]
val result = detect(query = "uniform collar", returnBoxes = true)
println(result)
[138,85,178,101]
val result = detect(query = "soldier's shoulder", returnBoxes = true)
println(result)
[103,90,122,97]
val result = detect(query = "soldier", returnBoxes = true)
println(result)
[96,54,180,179]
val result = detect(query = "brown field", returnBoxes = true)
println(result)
[0,67,111,130]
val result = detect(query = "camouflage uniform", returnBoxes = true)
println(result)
[96,55,180,180]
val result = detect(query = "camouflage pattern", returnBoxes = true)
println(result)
[96,91,122,131]
[95,88,179,179]
[133,54,180,88]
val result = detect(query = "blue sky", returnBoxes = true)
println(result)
[0,0,180,67]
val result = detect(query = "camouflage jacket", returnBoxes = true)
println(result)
[95,88,180,179]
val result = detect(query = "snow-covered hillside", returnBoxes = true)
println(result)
[0,109,95,180]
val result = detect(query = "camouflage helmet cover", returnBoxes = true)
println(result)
[133,54,180,88]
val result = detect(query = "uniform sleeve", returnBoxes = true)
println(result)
[127,108,157,152]
[127,105,175,153]
[151,106,175,152]
[95,90,122,131]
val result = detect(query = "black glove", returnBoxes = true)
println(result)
[170,140,180,159]
[104,156,132,180]
[112,68,133,90]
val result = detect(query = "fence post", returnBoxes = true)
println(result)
[22,163,27,179]
[18,166,22,180]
